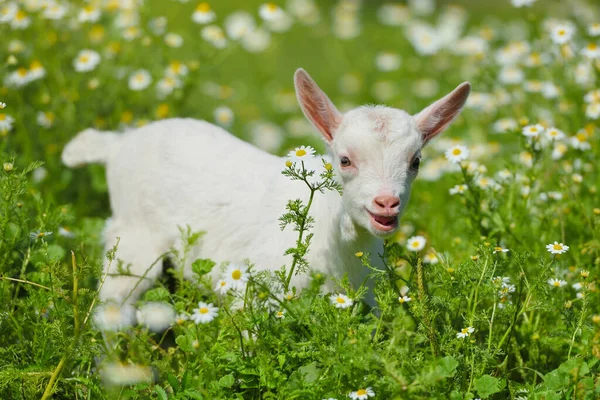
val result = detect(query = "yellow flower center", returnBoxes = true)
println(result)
[356,389,367,396]
[15,10,26,20]
[0,114,5,121]
[553,281,561,287]
[80,55,90,63]
[266,3,278,12]
[336,297,346,304]
[557,29,566,36]
[219,281,226,287]
[461,328,469,334]
[231,270,242,280]
[199,307,209,314]
[17,68,28,77]
[196,3,211,12]
[295,149,306,157]
[452,148,461,155]
[411,241,420,248]
[588,43,598,50]
[135,74,145,82]
[494,247,503,252]
[84,5,95,13]
[553,244,563,251]
[276,311,283,317]
[399,298,405,303]
[576,133,587,142]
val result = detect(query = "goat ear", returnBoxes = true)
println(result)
[294,68,342,143]
[414,82,471,145]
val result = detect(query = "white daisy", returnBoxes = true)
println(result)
[287,145,316,162]
[57,226,75,238]
[546,241,569,254]
[202,25,227,48]
[423,252,439,264]
[192,3,216,24]
[329,293,353,309]
[398,295,412,304]
[44,3,68,20]
[136,302,176,332]
[550,24,574,45]
[100,362,153,386]
[191,302,219,324]
[0,102,5,109]
[456,326,475,339]
[78,5,101,23]
[275,310,285,319]
[375,52,401,72]
[128,70,152,91]
[0,113,15,133]
[73,49,101,73]
[174,312,189,325]
[547,278,567,288]
[156,76,182,98]
[449,184,468,195]
[259,3,285,22]
[36,111,55,128]
[164,33,184,48]
[214,106,234,127]
[0,3,17,23]
[93,303,136,331]
[223,264,250,290]
[493,247,509,254]
[545,127,565,141]
[214,278,230,295]
[582,43,600,60]
[522,124,544,138]
[165,61,188,78]
[589,23,600,37]
[444,145,469,163]
[11,10,31,29]
[225,11,255,40]
[349,387,375,399]
[406,235,426,252]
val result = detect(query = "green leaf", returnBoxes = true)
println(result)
[543,369,570,391]
[474,375,503,398]
[191,259,216,276]
[143,287,171,302]
[437,356,459,378]
[218,374,235,388]
[181,390,204,399]
[46,244,66,263]
[558,358,590,377]
[154,385,168,400]
[167,373,180,394]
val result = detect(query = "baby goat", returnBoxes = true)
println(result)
[63,69,470,309]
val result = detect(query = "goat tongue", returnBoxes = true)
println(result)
[373,215,396,226]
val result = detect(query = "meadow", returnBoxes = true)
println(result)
[1,0,600,398]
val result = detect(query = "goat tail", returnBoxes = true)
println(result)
[62,128,122,167]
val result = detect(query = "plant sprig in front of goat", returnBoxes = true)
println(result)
[279,158,342,291]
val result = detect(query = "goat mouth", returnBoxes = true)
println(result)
[367,210,399,232]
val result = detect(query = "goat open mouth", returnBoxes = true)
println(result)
[367,210,399,232]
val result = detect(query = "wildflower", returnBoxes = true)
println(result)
[456,326,475,338]
[192,3,216,24]
[572,282,582,291]
[511,0,536,7]
[175,313,189,325]
[585,103,600,120]
[224,264,249,290]
[100,362,153,386]
[136,302,176,332]
[406,235,426,252]
[589,23,600,36]
[545,127,565,141]
[287,145,316,162]
[164,33,183,48]
[241,27,271,53]
[201,25,227,48]
[225,11,255,40]
[546,241,569,254]
[493,118,518,133]
[0,102,5,109]
[398,295,411,304]
[0,3,17,23]
[214,279,230,295]
[444,145,469,163]
[375,52,401,72]
[214,106,234,127]
[156,76,182,98]
[499,66,524,85]
[330,293,353,309]
[0,113,15,133]
[128,70,152,91]
[547,278,567,288]
[275,310,285,319]
[449,184,468,195]
[78,5,101,23]
[550,24,574,45]
[423,252,439,264]
[37,111,55,128]
[493,246,509,254]
[259,3,285,22]
[3,162,14,171]
[475,176,499,191]
[191,302,219,324]
[166,61,188,78]
[582,43,600,60]
[581,270,590,278]
[522,124,544,138]
[11,10,31,29]
[349,387,375,399]
[29,231,52,240]
[93,303,135,331]
[73,49,101,72]
[58,226,75,238]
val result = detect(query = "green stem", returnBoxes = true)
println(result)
[416,257,438,356]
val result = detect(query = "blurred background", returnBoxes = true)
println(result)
[1,0,598,251]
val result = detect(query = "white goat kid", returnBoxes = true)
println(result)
[62,68,470,315]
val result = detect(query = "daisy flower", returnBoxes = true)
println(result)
[511,0,537,7]
[548,278,567,288]
[546,241,569,254]
[165,61,188,78]
[545,127,565,141]
[129,70,152,91]
[136,302,176,332]
[214,106,234,127]
[0,113,15,133]
[192,3,216,24]
[330,293,353,309]
[349,387,375,399]
[6,67,31,87]
[93,303,135,331]
[164,33,184,48]
[201,25,227,48]
[156,76,182,98]
[275,310,285,319]
[225,11,256,40]
[398,295,411,304]
[28,60,45,81]
[57,226,75,238]
[223,264,250,290]
[456,326,475,339]
[214,278,230,295]
[174,312,189,325]
[550,24,574,45]
[3,163,13,172]
[423,252,439,264]
[191,302,219,324]
[449,184,468,195]
[522,124,544,138]
[37,111,55,128]
[493,246,509,254]
[78,5,101,23]
[581,43,600,60]
[29,231,52,240]
[375,52,401,72]
[73,49,101,72]
[100,362,153,386]
[11,10,31,29]
[589,23,600,36]
[406,235,426,252]
[259,3,285,22]
[444,145,469,163]
[287,145,316,162]
[0,102,5,109]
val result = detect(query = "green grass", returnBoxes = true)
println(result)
[1,0,600,398]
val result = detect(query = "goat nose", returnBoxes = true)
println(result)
[373,195,400,212]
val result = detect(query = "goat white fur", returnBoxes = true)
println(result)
[62,69,470,310]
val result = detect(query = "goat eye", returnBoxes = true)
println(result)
[411,157,421,170]
[340,156,351,167]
